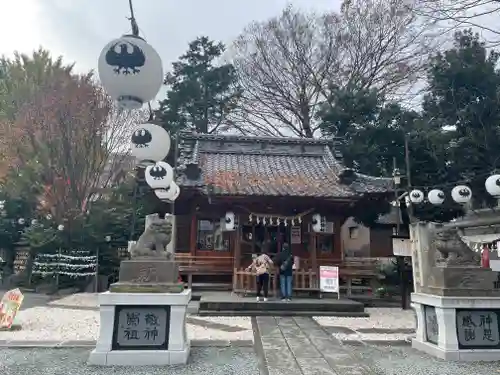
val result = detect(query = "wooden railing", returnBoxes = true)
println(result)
[233,268,318,296]
[175,254,233,288]
[234,257,384,297]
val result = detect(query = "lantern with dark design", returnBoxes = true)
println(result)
[130,123,171,167]
[427,189,445,205]
[311,213,322,233]
[224,211,235,231]
[451,185,472,204]
[98,35,163,109]
[145,161,174,189]
[485,174,500,197]
[409,189,424,204]
[154,181,180,202]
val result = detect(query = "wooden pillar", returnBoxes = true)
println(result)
[234,216,242,269]
[334,218,342,259]
[189,212,197,256]
[309,231,317,271]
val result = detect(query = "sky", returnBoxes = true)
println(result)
[1,0,341,73]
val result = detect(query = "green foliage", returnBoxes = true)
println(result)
[422,29,500,207]
[156,36,242,134]
[0,48,74,121]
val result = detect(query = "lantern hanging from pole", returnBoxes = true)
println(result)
[145,161,174,189]
[409,189,424,204]
[311,213,321,233]
[130,123,171,166]
[224,211,235,231]
[451,185,472,204]
[154,181,180,202]
[485,174,500,197]
[427,189,445,205]
[98,35,163,109]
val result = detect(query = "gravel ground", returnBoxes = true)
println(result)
[315,308,416,342]
[349,343,500,375]
[0,347,260,375]
[0,304,253,342]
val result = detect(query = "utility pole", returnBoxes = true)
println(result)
[393,157,408,310]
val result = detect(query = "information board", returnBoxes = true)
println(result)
[0,288,24,329]
[319,266,339,297]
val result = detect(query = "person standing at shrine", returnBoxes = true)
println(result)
[274,243,294,301]
[246,251,273,301]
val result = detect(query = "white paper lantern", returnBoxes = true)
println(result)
[98,35,163,109]
[145,161,174,189]
[17,218,25,225]
[427,189,445,205]
[154,181,180,201]
[130,123,171,166]
[451,185,472,204]
[409,189,424,204]
[485,174,500,197]
[57,224,65,231]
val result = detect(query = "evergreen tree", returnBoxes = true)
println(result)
[422,29,500,207]
[156,37,241,134]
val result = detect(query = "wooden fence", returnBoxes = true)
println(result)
[233,268,318,296]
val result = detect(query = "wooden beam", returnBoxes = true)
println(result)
[189,211,197,256]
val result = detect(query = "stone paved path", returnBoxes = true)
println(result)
[255,316,376,375]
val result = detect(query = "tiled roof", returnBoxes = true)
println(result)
[176,132,392,198]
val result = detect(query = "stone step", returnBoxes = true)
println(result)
[197,310,369,317]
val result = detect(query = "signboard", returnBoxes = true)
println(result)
[392,237,412,257]
[112,306,170,350]
[319,266,339,297]
[0,288,24,329]
[456,309,500,349]
[291,226,301,244]
[424,305,438,344]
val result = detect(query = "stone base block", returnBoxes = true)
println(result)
[87,289,191,366]
[118,259,179,284]
[88,345,190,366]
[427,267,500,296]
[411,292,500,361]
[109,282,184,293]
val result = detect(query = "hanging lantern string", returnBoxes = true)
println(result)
[408,170,495,191]
[127,0,155,122]
[127,0,140,37]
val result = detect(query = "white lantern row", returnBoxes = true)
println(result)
[408,174,500,206]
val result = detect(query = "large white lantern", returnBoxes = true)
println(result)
[145,161,174,189]
[409,189,424,204]
[154,181,180,202]
[485,174,500,197]
[451,185,472,204]
[130,123,171,166]
[427,189,445,205]
[98,35,163,109]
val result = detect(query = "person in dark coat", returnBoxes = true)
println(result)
[274,243,294,301]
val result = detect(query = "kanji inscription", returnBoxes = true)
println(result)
[424,305,438,344]
[115,307,168,347]
[456,310,499,348]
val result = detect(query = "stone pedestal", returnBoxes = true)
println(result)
[109,259,183,293]
[88,289,191,366]
[412,292,500,361]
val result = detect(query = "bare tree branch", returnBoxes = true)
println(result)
[229,5,341,138]
[413,0,500,46]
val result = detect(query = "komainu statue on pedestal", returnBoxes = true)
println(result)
[129,219,173,259]
[431,227,480,266]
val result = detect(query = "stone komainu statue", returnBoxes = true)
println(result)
[431,227,480,266]
[130,219,173,259]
